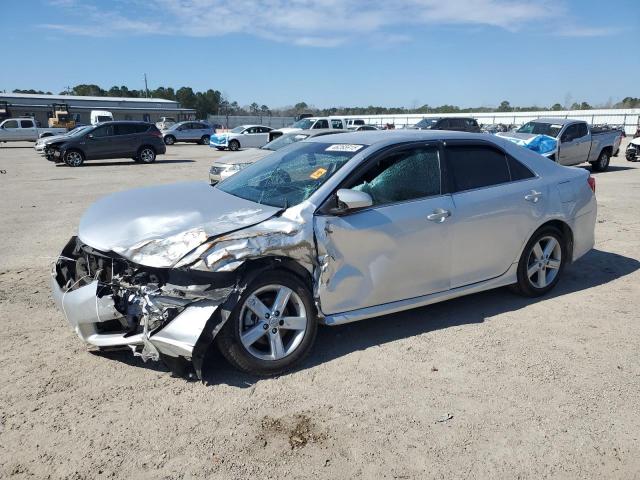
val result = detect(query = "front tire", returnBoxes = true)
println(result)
[590,150,610,172]
[63,149,84,167]
[512,226,566,297]
[215,271,317,376]
[163,135,175,145]
[228,139,240,151]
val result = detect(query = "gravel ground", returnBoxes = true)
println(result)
[0,139,639,479]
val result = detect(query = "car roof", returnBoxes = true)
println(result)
[532,118,580,125]
[95,120,153,125]
[237,124,270,129]
[304,129,497,146]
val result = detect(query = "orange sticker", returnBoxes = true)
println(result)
[309,167,327,179]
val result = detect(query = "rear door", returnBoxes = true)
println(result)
[113,123,139,156]
[19,119,38,140]
[316,143,454,314]
[444,142,542,288]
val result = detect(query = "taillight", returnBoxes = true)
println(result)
[150,130,162,138]
[587,176,596,194]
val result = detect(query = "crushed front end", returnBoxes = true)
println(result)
[51,236,236,378]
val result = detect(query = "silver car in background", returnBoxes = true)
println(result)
[162,121,215,145]
[209,128,347,183]
[50,131,596,379]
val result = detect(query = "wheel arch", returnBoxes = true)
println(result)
[237,256,314,293]
[522,219,574,265]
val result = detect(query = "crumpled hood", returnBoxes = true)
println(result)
[497,132,557,155]
[496,132,537,142]
[78,182,281,268]
[630,137,640,146]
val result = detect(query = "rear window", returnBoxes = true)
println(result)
[20,120,34,128]
[446,146,510,192]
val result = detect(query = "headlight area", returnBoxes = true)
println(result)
[51,236,237,379]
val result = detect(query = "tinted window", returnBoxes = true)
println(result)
[3,120,18,129]
[349,147,441,206]
[257,126,271,133]
[447,146,510,192]
[561,124,579,142]
[314,119,329,129]
[331,119,344,129]
[507,155,535,181]
[575,123,588,138]
[436,119,450,129]
[20,120,35,128]
[91,125,114,137]
[114,124,139,135]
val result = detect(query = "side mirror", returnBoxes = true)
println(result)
[87,134,94,139]
[336,188,373,211]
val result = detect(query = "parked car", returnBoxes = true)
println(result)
[354,124,379,131]
[626,137,640,162]
[346,119,366,130]
[209,125,273,151]
[51,130,596,378]
[162,121,215,145]
[0,117,67,142]
[209,128,347,183]
[271,116,348,139]
[90,110,113,125]
[34,125,92,153]
[411,117,482,133]
[498,118,623,171]
[156,117,176,130]
[42,121,166,167]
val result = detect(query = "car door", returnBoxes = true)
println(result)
[571,123,591,163]
[313,119,329,129]
[1,119,20,140]
[558,124,581,165]
[444,142,543,288]
[315,143,454,315]
[113,123,138,156]
[174,123,189,141]
[85,124,116,159]
[20,119,38,140]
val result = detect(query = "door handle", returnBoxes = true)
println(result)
[427,208,451,223]
[524,190,543,203]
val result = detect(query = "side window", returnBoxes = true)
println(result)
[136,124,151,133]
[348,147,441,206]
[331,119,344,129]
[91,125,114,137]
[561,124,578,142]
[446,146,510,192]
[436,119,450,129]
[114,124,137,135]
[575,123,588,138]
[257,127,270,133]
[507,155,535,181]
[20,120,35,128]
[247,127,258,134]
[3,120,19,129]
[314,119,329,129]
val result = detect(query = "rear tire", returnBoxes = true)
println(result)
[163,135,175,145]
[512,225,566,297]
[215,271,317,376]
[228,139,240,151]
[138,146,156,164]
[63,149,84,167]
[200,135,210,145]
[590,150,610,172]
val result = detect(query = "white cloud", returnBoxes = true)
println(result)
[41,0,616,45]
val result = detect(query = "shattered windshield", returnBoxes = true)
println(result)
[217,142,366,208]
[517,122,562,137]
[291,119,314,129]
[414,118,439,129]
[262,133,310,151]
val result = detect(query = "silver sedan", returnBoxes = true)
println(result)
[50,130,596,378]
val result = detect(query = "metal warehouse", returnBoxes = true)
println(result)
[0,92,196,127]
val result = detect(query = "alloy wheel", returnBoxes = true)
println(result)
[526,235,562,289]
[65,151,83,167]
[140,148,155,163]
[238,284,308,361]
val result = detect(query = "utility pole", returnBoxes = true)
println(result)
[144,74,149,98]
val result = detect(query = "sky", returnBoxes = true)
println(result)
[1,0,638,109]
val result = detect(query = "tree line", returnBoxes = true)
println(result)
[9,85,640,119]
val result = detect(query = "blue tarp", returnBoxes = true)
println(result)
[502,134,557,155]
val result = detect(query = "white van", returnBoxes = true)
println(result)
[90,110,113,124]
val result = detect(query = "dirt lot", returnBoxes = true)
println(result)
[1,139,639,479]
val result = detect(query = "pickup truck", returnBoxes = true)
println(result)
[269,116,348,140]
[0,118,67,142]
[498,117,622,172]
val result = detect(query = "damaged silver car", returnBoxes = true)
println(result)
[51,131,597,378]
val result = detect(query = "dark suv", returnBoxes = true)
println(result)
[412,117,481,133]
[43,121,166,167]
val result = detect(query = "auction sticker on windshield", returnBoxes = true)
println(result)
[309,167,328,179]
[325,144,364,152]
